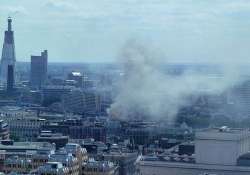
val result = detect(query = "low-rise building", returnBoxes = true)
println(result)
[32,148,55,169]
[0,120,9,140]
[82,159,118,175]
[103,151,138,175]
[3,156,33,174]
[37,131,69,149]
[50,151,79,175]
[37,162,70,175]
[137,127,250,175]
[8,117,47,141]
[0,141,55,159]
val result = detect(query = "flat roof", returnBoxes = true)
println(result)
[195,128,250,141]
[138,160,250,172]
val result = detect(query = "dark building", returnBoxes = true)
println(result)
[41,85,72,107]
[41,119,107,142]
[30,50,48,89]
[178,142,195,155]
[0,17,16,85]
[124,122,158,145]
[37,131,68,149]
[7,65,14,92]
[103,151,138,175]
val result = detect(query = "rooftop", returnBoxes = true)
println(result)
[195,127,250,141]
[71,72,82,76]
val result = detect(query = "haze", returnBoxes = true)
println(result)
[1,0,250,63]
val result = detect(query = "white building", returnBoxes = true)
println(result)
[137,127,250,175]
[195,127,250,166]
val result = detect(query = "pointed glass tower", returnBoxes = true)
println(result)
[0,17,16,85]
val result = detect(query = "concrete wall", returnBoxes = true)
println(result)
[195,139,239,165]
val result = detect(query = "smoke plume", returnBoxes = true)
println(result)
[109,39,246,121]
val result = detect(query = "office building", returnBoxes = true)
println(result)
[42,119,107,142]
[0,17,16,85]
[137,127,250,175]
[42,85,72,105]
[83,90,101,115]
[30,50,48,89]
[37,131,69,149]
[64,89,85,114]
[8,117,47,141]
[0,141,55,160]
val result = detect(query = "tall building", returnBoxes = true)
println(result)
[0,17,16,85]
[7,65,14,92]
[30,50,48,89]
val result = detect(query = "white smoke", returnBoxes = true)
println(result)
[109,39,247,121]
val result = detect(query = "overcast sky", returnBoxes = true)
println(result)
[0,0,250,63]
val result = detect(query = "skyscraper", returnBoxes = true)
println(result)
[30,50,48,89]
[7,65,14,92]
[0,17,16,85]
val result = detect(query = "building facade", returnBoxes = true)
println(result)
[30,50,48,89]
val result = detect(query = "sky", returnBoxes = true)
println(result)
[1,0,250,63]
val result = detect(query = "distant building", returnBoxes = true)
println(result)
[231,80,250,118]
[37,162,69,175]
[0,142,86,174]
[20,89,43,105]
[30,50,48,89]
[63,89,85,114]
[67,71,84,88]
[0,141,55,158]
[82,159,118,175]
[0,17,16,85]
[103,151,137,175]
[42,119,107,142]
[0,120,9,140]
[65,143,88,174]
[83,90,101,115]
[37,131,69,149]
[42,85,72,105]
[6,65,14,92]
[8,117,47,141]
[49,151,79,175]
[3,156,33,174]
[32,149,55,169]
[63,89,105,115]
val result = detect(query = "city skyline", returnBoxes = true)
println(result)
[1,0,250,63]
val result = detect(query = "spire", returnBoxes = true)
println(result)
[8,17,12,31]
